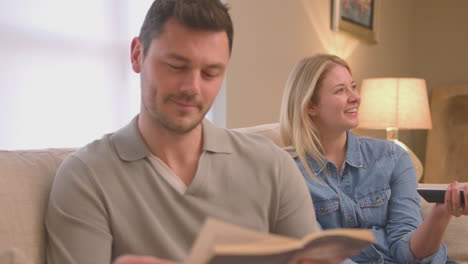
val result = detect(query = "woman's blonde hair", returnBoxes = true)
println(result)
[279,54,351,180]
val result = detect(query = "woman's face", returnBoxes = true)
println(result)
[308,64,360,133]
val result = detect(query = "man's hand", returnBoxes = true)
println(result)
[296,258,344,264]
[296,260,321,264]
[113,255,180,264]
[113,255,344,264]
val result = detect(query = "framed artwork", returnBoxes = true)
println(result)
[331,0,380,43]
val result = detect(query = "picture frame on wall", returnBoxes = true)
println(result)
[331,0,380,43]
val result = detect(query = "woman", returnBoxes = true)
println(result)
[279,54,468,263]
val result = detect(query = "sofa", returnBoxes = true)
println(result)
[1,124,467,264]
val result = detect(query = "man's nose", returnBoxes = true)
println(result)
[180,71,201,95]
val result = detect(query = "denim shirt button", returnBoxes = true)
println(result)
[347,215,353,221]
[376,197,381,203]
[320,206,325,212]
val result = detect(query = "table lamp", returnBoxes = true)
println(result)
[358,78,432,181]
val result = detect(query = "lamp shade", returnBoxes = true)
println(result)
[358,78,432,129]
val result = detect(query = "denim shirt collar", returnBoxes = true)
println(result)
[345,130,364,168]
[306,130,364,176]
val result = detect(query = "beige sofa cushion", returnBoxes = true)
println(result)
[232,123,285,147]
[0,149,74,264]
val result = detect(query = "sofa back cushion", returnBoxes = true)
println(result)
[232,123,285,147]
[0,149,75,264]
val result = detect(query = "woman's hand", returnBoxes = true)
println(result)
[434,181,468,217]
[410,181,467,259]
[113,255,180,264]
[445,181,468,217]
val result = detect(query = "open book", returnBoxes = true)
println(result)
[186,218,375,264]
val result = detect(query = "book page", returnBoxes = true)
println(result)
[186,218,374,264]
[213,228,373,257]
[186,218,295,264]
[288,235,373,263]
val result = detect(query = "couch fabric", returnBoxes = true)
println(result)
[0,126,467,264]
[0,149,75,264]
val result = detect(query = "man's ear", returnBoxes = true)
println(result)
[131,37,143,73]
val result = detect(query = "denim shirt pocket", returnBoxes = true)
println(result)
[351,244,384,264]
[313,198,341,229]
[357,186,391,226]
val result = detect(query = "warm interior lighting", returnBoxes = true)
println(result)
[358,78,432,181]
[299,0,359,60]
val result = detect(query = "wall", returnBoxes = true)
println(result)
[408,0,468,167]
[226,0,328,128]
[411,0,468,91]
[227,0,413,128]
[226,0,468,169]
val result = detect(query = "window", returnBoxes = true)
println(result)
[0,0,226,150]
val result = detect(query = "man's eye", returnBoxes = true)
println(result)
[168,64,184,70]
[335,88,344,94]
[203,69,222,79]
[203,71,216,78]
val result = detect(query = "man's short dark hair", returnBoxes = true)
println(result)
[139,0,234,57]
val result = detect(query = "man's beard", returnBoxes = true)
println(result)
[153,93,207,134]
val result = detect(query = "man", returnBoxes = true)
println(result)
[45,0,324,263]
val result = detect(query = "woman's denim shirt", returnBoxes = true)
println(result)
[293,131,452,264]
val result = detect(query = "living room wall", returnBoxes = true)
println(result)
[226,0,468,169]
[411,0,468,91]
[409,0,468,170]
[226,0,413,128]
